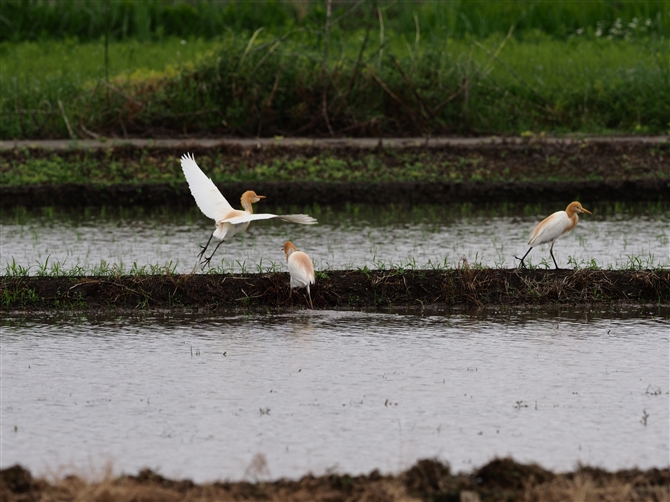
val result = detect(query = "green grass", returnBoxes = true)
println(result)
[1,31,667,139]
[3,0,667,43]
[1,0,668,139]
[2,143,668,186]
[3,252,667,279]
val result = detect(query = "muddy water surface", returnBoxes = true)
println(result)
[2,203,669,273]
[2,309,668,481]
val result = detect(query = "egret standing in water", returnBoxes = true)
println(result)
[283,241,315,309]
[515,201,592,269]
[181,153,317,266]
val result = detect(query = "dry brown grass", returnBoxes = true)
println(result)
[2,458,668,502]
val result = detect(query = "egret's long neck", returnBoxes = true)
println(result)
[241,198,254,213]
[565,208,579,229]
[566,207,579,223]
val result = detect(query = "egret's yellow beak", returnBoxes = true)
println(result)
[580,207,592,214]
[257,195,266,199]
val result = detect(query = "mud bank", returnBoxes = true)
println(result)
[2,458,668,502]
[2,139,668,207]
[3,269,668,312]
[3,179,669,208]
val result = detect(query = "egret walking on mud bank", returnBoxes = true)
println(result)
[181,153,318,266]
[283,241,315,309]
[515,201,592,269]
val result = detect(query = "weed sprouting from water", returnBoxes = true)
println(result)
[4,258,30,277]
[640,409,650,426]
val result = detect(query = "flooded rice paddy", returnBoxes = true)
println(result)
[3,202,669,481]
[2,202,669,274]
[2,309,668,481]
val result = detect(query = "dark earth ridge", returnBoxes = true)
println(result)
[2,140,668,207]
[3,179,668,208]
[3,269,669,312]
[1,457,668,502]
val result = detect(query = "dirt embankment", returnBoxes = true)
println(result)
[3,269,669,312]
[2,139,668,207]
[2,457,668,502]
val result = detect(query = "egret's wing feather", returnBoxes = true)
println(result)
[181,153,232,221]
[528,211,570,246]
[288,252,315,287]
[221,213,318,225]
[221,213,277,225]
[276,214,318,225]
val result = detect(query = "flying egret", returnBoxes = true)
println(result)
[282,241,315,309]
[181,153,318,266]
[515,201,592,269]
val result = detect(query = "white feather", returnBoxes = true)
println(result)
[180,153,232,222]
[528,211,574,247]
[221,213,318,225]
[287,251,316,291]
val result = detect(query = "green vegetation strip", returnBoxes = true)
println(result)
[3,269,669,311]
[2,1,668,138]
[2,457,668,502]
[2,141,667,186]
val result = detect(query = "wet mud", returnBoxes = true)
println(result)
[1,457,668,502]
[3,178,668,208]
[3,269,669,312]
[2,140,668,207]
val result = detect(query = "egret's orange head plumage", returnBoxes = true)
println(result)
[565,201,591,216]
[241,190,266,204]
[283,241,298,261]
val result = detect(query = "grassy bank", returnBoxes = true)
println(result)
[2,141,668,186]
[1,1,668,139]
[3,268,669,311]
[2,457,669,502]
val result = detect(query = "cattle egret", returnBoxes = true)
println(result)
[515,201,592,269]
[283,241,316,309]
[181,153,317,266]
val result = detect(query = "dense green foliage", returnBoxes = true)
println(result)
[3,0,668,42]
[1,1,668,138]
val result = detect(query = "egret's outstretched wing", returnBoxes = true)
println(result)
[528,211,570,246]
[221,213,318,225]
[181,153,232,221]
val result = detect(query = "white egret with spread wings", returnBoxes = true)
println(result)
[181,153,317,267]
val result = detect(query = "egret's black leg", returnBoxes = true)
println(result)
[197,234,214,260]
[201,239,225,268]
[307,286,314,310]
[550,242,560,270]
[514,247,533,269]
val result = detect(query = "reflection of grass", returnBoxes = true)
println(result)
[3,200,669,226]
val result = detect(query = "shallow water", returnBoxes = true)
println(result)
[1,203,669,274]
[2,309,668,481]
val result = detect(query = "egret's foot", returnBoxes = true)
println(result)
[514,256,527,269]
[200,253,217,269]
